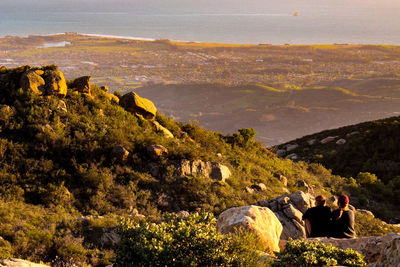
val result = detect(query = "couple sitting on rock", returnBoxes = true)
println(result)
[302,194,356,238]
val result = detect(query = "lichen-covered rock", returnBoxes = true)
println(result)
[119,92,157,120]
[216,205,283,253]
[0,258,48,267]
[69,76,91,94]
[20,70,45,95]
[174,160,231,182]
[44,69,67,96]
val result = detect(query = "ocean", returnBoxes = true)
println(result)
[1,0,400,44]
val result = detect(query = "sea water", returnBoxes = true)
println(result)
[0,0,399,44]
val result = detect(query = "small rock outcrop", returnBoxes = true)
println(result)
[308,233,400,264]
[119,92,157,120]
[70,76,91,94]
[258,191,314,240]
[369,236,400,267]
[20,70,45,95]
[43,69,68,96]
[147,145,168,160]
[216,205,283,253]
[0,259,48,267]
[336,138,346,145]
[175,160,231,182]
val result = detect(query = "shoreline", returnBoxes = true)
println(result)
[2,32,400,47]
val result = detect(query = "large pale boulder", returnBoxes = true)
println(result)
[69,76,91,94]
[309,233,400,264]
[216,205,283,253]
[119,92,157,120]
[369,236,400,267]
[20,70,45,95]
[44,69,67,96]
[0,258,48,267]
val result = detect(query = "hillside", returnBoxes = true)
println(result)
[276,116,400,222]
[2,34,400,146]
[0,65,365,265]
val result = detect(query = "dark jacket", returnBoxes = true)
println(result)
[330,209,356,238]
[302,206,331,237]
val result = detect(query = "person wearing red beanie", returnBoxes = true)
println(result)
[330,194,356,238]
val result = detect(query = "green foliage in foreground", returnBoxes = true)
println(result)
[115,212,268,267]
[274,239,366,267]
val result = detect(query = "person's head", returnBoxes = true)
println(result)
[315,195,326,207]
[338,194,349,209]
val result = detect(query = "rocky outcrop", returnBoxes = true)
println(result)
[308,233,400,264]
[175,160,231,182]
[147,145,168,160]
[0,259,48,267]
[119,92,157,120]
[336,138,346,145]
[216,205,283,253]
[258,191,314,240]
[69,76,91,94]
[20,70,45,95]
[112,145,130,163]
[152,121,174,138]
[43,69,67,96]
[369,236,400,267]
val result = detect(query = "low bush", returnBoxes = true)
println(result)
[274,239,366,267]
[115,212,268,267]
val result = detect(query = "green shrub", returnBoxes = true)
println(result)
[274,239,366,267]
[115,212,267,267]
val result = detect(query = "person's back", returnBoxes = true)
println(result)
[302,195,331,237]
[331,195,356,239]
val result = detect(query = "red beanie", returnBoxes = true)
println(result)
[338,194,349,206]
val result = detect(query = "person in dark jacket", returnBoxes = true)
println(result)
[302,195,331,237]
[331,194,356,238]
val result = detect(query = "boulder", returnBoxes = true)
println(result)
[346,131,360,138]
[296,180,313,194]
[210,163,231,182]
[245,187,255,194]
[100,229,121,248]
[0,259,48,267]
[20,70,45,95]
[152,121,174,138]
[112,145,129,163]
[69,76,91,94]
[252,183,267,191]
[285,153,298,160]
[258,191,314,240]
[43,69,67,96]
[320,136,337,144]
[336,138,346,145]
[177,211,190,219]
[274,174,288,186]
[369,236,400,267]
[307,139,316,145]
[147,145,168,160]
[276,149,286,157]
[216,205,283,253]
[285,144,298,152]
[119,92,157,120]
[309,233,400,264]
